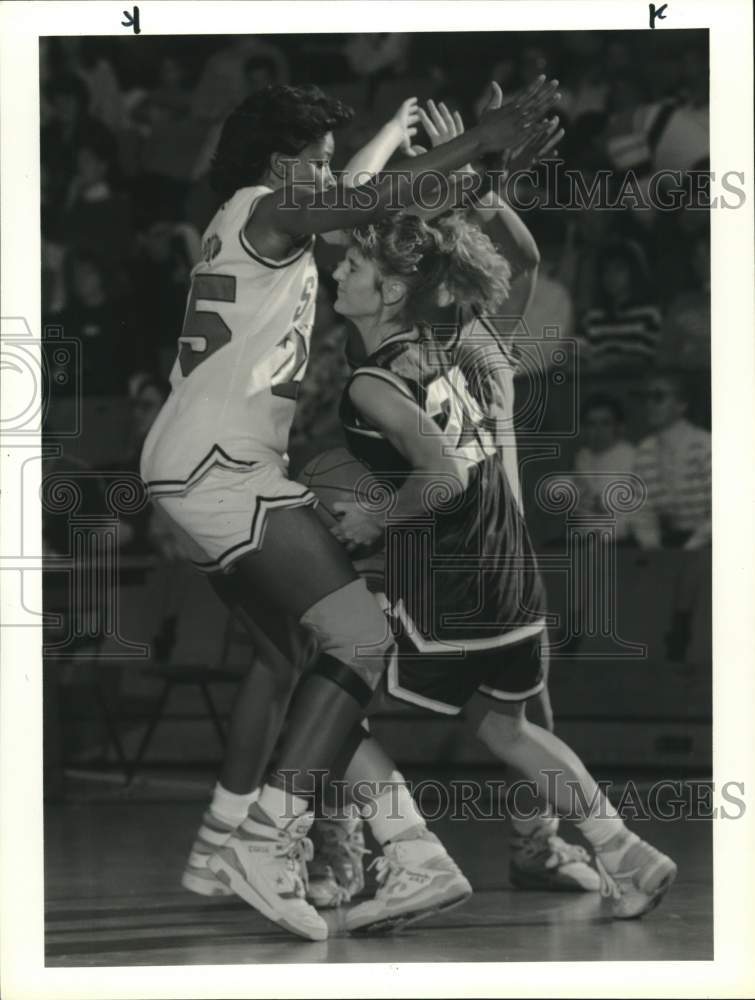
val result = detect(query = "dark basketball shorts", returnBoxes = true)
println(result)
[384,625,547,716]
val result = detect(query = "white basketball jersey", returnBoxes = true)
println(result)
[141,186,318,493]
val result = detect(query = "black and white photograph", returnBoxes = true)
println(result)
[1,2,753,997]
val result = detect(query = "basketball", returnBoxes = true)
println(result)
[299,447,380,527]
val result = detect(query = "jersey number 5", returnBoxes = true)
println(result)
[178,274,236,377]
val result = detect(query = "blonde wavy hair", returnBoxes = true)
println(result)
[352,211,511,324]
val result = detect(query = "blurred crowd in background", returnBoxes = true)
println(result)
[40,31,712,556]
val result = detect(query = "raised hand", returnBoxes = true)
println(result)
[390,96,421,154]
[501,115,565,177]
[477,74,560,155]
[417,99,474,174]
[418,99,465,148]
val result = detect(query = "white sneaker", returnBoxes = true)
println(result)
[595,832,678,919]
[208,807,328,941]
[345,827,472,935]
[181,810,235,897]
[509,817,600,892]
[308,811,368,909]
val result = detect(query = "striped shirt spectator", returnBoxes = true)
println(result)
[630,375,711,550]
[571,395,637,542]
[581,241,661,373]
[582,302,662,371]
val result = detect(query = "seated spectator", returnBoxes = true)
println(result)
[658,230,710,372]
[604,72,668,177]
[61,130,133,265]
[631,373,711,550]
[651,40,708,174]
[41,74,112,237]
[581,241,662,373]
[122,373,171,471]
[570,394,637,542]
[556,32,610,121]
[73,38,126,134]
[47,251,150,397]
[191,37,290,123]
[144,53,193,120]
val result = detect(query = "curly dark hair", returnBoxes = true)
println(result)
[353,211,511,324]
[209,84,354,200]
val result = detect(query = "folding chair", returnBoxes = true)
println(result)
[126,611,253,782]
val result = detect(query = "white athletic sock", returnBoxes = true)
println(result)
[256,783,310,829]
[575,797,627,850]
[366,777,426,846]
[209,783,259,828]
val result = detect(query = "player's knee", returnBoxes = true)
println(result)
[300,578,395,693]
[476,703,527,747]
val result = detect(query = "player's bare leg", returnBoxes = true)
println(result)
[204,504,397,940]
[483,682,600,892]
[181,578,308,897]
[469,698,677,918]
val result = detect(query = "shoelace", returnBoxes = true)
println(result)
[546,834,592,868]
[595,839,669,901]
[594,854,623,900]
[280,835,314,896]
[367,852,408,896]
[322,831,370,868]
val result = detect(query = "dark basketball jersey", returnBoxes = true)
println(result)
[340,326,546,652]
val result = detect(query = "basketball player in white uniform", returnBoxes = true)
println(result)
[141,80,562,940]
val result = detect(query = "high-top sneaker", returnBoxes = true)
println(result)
[594,831,678,919]
[345,826,472,935]
[509,817,600,892]
[181,811,235,897]
[208,807,328,941]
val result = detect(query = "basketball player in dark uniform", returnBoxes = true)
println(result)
[327,211,677,932]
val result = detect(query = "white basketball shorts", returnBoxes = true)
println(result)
[147,462,317,573]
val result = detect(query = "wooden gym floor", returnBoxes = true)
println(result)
[44,774,712,967]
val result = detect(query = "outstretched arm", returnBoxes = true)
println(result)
[473,108,563,317]
[247,76,560,255]
[339,98,420,187]
[321,99,420,246]
[472,192,541,316]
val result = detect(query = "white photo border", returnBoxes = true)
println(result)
[1,1,753,997]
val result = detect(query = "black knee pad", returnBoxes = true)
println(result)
[313,653,373,709]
